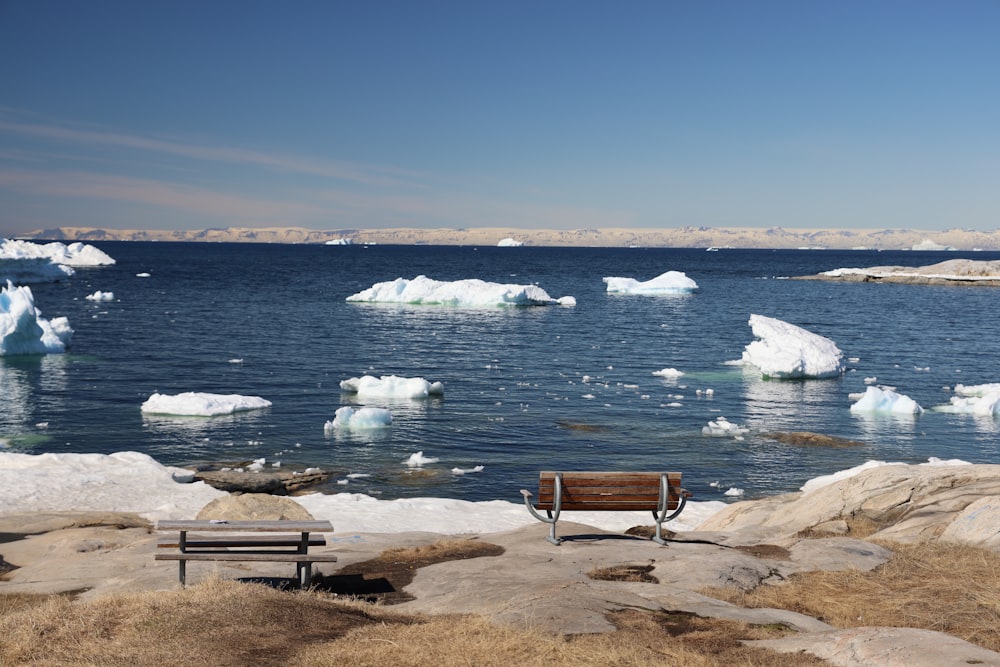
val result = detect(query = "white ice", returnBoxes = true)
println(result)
[652,368,685,379]
[931,383,1000,417]
[404,451,440,467]
[602,270,699,295]
[0,282,73,355]
[325,406,393,430]
[849,386,924,415]
[0,239,116,267]
[497,238,523,247]
[741,314,845,379]
[346,275,576,307]
[140,392,273,416]
[85,291,115,302]
[325,238,353,245]
[0,450,725,532]
[702,416,748,437]
[340,374,444,399]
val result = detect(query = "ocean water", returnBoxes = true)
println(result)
[4,242,1000,505]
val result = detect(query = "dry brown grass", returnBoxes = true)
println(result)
[4,536,999,665]
[704,540,1000,652]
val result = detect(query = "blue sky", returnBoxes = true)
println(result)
[1,1,998,237]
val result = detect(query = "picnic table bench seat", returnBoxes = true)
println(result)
[154,520,337,588]
[520,471,691,545]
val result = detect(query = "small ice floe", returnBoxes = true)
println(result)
[140,392,272,416]
[724,487,745,497]
[708,481,721,488]
[602,271,699,295]
[228,358,244,364]
[136,272,151,278]
[85,290,114,302]
[652,368,685,379]
[497,238,523,247]
[931,383,1000,416]
[340,374,444,399]
[346,473,371,479]
[696,388,714,397]
[35,422,49,429]
[346,275,575,307]
[324,406,393,430]
[405,451,439,467]
[246,458,266,472]
[702,417,748,436]
[864,376,877,385]
[451,465,485,474]
[849,386,924,415]
[742,314,845,379]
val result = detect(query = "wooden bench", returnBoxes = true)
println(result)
[155,520,337,588]
[520,471,691,545]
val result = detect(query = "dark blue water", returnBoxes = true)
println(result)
[4,242,1000,503]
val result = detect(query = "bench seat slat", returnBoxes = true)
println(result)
[155,553,338,563]
[156,535,326,549]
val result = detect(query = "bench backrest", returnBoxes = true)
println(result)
[533,471,686,511]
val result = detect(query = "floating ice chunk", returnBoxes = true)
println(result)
[340,374,444,399]
[140,392,272,416]
[404,451,439,467]
[452,465,485,474]
[742,314,845,379]
[85,291,114,302]
[325,406,393,430]
[724,487,745,497]
[652,368,685,379]
[849,386,923,415]
[932,384,1000,416]
[136,272,151,278]
[603,270,699,295]
[0,257,74,283]
[864,376,877,385]
[0,281,73,355]
[1,239,114,270]
[325,238,353,245]
[246,458,266,472]
[346,275,575,307]
[702,417,748,436]
[497,238,523,247]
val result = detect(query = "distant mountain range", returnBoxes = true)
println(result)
[20,225,1000,251]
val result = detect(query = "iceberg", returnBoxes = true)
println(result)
[702,416,748,437]
[849,386,924,415]
[652,368,685,379]
[0,281,73,355]
[85,290,115,302]
[325,406,393,430]
[346,275,576,307]
[932,383,1000,417]
[497,238,523,247]
[340,374,444,399]
[140,392,272,416]
[742,314,845,379]
[602,271,699,295]
[404,451,439,467]
[1,239,116,266]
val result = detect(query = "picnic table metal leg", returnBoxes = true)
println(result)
[179,559,186,586]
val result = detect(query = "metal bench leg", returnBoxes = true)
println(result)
[179,560,187,586]
[521,473,563,545]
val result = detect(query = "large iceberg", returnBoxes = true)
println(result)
[850,386,924,415]
[346,275,576,307]
[1,239,115,284]
[140,392,272,416]
[741,314,845,379]
[0,281,73,355]
[340,374,444,399]
[603,270,699,295]
[497,238,524,247]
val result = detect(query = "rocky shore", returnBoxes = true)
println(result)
[3,461,1000,665]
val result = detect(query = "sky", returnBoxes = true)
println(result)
[1,1,998,237]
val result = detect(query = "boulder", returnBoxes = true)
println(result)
[698,463,1000,549]
[196,494,314,521]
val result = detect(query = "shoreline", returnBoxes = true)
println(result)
[19,225,1000,251]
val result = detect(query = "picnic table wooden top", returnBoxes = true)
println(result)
[155,520,333,533]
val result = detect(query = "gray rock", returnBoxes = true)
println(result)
[196,493,314,521]
[747,627,1000,666]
